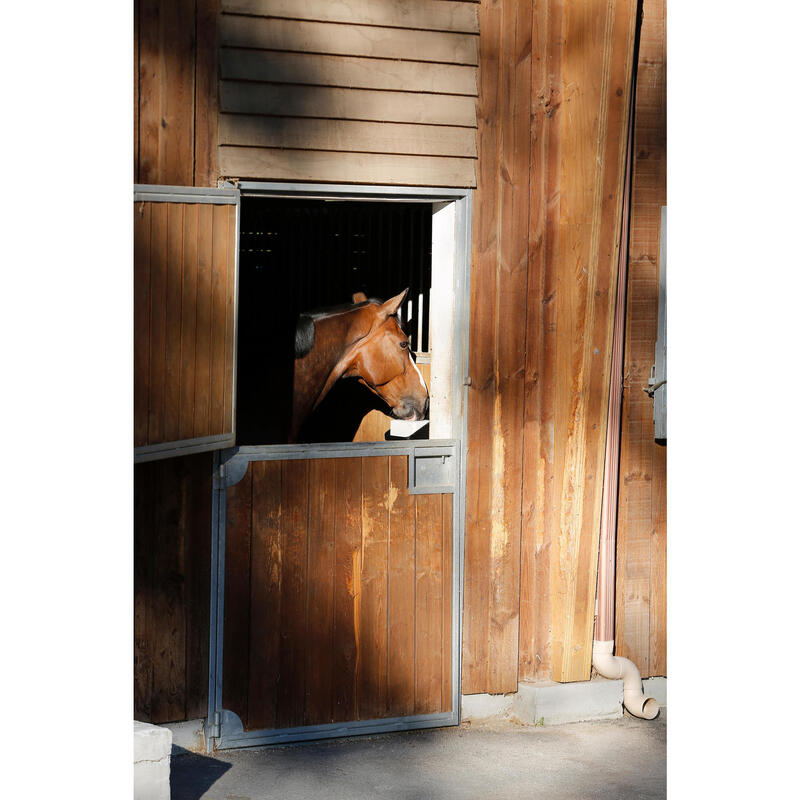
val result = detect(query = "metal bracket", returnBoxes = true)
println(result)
[205,711,221,741]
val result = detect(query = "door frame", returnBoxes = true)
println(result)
[206,182,473,750]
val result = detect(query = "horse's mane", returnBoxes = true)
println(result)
[294,297,382,358]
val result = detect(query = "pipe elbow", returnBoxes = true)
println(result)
[592,640,660,720]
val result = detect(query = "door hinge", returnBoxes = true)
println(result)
[206,711,221,740]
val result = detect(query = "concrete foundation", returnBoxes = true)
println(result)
[462,676,666,727]
[160,718,206,754]
[134,721,172,800]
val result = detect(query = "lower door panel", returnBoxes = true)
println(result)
[208,441,460,749]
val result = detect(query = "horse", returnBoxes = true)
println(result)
[290,288,429,443]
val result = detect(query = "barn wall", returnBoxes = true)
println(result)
[134,453,213,724]
[615,0,667,679]
[462,0,640,692]
[135,0,220,186]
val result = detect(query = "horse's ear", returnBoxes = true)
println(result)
[378,288,408,319]
[352,292,367,304]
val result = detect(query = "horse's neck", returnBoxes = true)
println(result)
[290,309,370,439]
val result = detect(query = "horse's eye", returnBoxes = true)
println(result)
[400,340,409,349]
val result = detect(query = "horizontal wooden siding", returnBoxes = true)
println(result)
[218,0,478,186]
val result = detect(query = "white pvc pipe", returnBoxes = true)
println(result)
[592,640,659,719]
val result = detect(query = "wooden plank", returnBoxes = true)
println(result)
[219,146,476,189]
[137,0,196,185]
[461,0,501,695]
[219,115,477,158]
[210,204,229,436]
[304,459,337,726]
[359,456,389,719]
[193,204,214,437]
[518,0,562,683]
[247,460,282,730]
[183,453,213,719]
[220,82,477,127]
[150,459,187,723]
[441,494,453,711]
[222,0,479,34]
[332,458,362,722]
[195,0,221,186]
[137,0,161,184]
[179,204,198,441]
[484,0,531,695]
[164,203,184,443]
[414,493,443,713]
[220,49,477,96]
[220,15,478,65]
[549,0,637,683]
[134,0,140,181]
[386,456,415,717]
[223,203,237,436]
[222,463,253,724]
[133,462,154,720]
[276,459,309,728]
[147,202,168,444]
[134,201,151,447]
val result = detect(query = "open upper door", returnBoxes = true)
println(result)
[134,185,240,462]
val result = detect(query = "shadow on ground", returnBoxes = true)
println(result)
[170,747,232,800]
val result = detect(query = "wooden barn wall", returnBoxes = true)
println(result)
[462,0,639,692]
[135,0,220,187]
[615,0,666,679]
[134,453,213,724]
[216,0,479,187]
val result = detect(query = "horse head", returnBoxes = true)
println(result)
[291,288,429,441]
[341,288,429,422]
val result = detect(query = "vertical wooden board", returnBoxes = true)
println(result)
[247,460,282,730]
[441,494,453,711]
[147,202,168,444]
[194,204,214,437]
[485,0,531,695]
[134,0,140,181]
[134,201,151,447]
[332,458,362,722]
[276,460,309,728]
[150,459,188,723]
[195,0,220,187]
[519,0,562,683]
[184,453,213,719]
[134,462,153,720]
[386,456,415,717]
[549,0,637,683]
[223,203,237,434]
[222,464,253,725]
[304,459,337,726]
[179,204,199,441]
[414,493,443,714]
[359,456,389,719]
[461,0,501,695]
[164,203,185,442]
[137,0,160,184]
[210,204,230,436]
[160,0,196,186]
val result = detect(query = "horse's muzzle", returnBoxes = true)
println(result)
[393,395,429,421]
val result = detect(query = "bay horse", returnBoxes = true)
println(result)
[290,288,429,443]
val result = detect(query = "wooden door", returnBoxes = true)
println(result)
[207,441,460,748]
[134,185,240,462]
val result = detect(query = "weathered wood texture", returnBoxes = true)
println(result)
[616,0,666,678]
[134,453,213,724]
[134,200,237,449]
[222,456,453,729]
[217,1,479,186]
[462,0,639,692]
[135,0,221,186]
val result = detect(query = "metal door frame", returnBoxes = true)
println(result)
[206,182,473,750]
